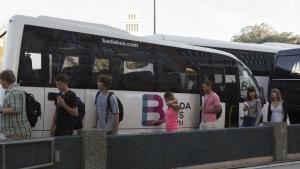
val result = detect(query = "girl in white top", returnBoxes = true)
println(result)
[267,88,287,122]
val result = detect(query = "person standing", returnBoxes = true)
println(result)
[153,92,180,132]
[51,74,78,136]
[199,80,221,130]
[0,70,31,139]
[242,87,262,127]
[94,74,120,135]
[267,88,287,122]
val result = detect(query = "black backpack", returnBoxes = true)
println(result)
[95,91,124,123]
[74,97,86,130]
[25,92,41,127]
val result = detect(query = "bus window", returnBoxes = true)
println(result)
[125,61,148,70]
[238,64,258,100]
[28,53,42,70]
[17,26,54,86]
[165,68,198,93]
[225,66,237,84]
[118,50,155,91]
[274,55,300,79]
[155,48,199,93]
[124,61,154,75]
[93,58,109,72]
[0,32,6,67]
[59,49,95,88]
[215,74,223,83]
[91,57,110,89]
[18,25,102,88]
[223,49,274,77]
[18,51,44,86]
[62,56,79,69]
[225,75,236,83]
[19,52,43,85]
[185,68,198,91]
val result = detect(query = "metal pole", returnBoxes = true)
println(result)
[2,145,6,169]
[154,0,156,34]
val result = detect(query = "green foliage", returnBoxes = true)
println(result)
[232,23,300,44]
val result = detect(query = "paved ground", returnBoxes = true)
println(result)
[178,161,300,169]
[243,161,300,169]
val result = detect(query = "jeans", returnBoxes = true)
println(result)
[242,116,256,127]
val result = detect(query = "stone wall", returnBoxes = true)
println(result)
[3,124,300,169]
[107,127,273,169]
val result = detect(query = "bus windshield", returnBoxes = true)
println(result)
[238,64,259,99]
[274,55,300,79]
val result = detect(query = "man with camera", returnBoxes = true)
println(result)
[51,74,78,136]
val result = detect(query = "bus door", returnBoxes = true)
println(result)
[224,66,239,127]
[199,66,226,128]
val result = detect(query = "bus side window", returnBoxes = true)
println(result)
[122,60,155,91]
[93,58,109,73]
[18,53,33,84]
[18,52,44,86]
[61,56,82,88]
[59,52,95,89]
[91,58,109,88]
[156,48,199,94]
[213,73,225,102]
[18,26,57,87]
[167,72,183,92]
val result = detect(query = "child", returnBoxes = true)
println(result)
[153,92,180,132]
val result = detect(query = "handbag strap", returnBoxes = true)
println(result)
[203,92,214,110]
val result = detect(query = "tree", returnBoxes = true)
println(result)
[232,23,300,44]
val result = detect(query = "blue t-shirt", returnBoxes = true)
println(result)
[96,92,119,132]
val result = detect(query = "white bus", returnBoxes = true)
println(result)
[0,15,261,137]
[148,35,287,96]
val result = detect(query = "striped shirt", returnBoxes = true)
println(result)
[1,84,31,138]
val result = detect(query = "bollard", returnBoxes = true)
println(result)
[79,129,107,169]
[264,122,287,162]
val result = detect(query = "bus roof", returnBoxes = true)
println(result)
[8,15,243,63]
[263,42,300,49]
[37,15,130,36]
[148,34,287,53]
[278,48,300,56]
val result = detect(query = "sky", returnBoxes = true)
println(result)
[0,0,300,41]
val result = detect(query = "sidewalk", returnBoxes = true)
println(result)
[242,161,300,169]
[177,161,300,169]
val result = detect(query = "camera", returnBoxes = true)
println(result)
[48,92,62,101]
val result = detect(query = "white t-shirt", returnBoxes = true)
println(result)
[270,102,284,122]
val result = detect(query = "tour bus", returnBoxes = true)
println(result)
[0,15,261,137]
[269,48,300,124]
[148,35,285,96]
